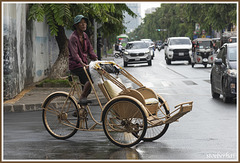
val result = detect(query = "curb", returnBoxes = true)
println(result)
[4,98,107,113]
[4,103,43,113]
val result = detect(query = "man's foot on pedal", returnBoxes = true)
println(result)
[78,98,92,106]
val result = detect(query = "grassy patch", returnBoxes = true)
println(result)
[36,78,70,87]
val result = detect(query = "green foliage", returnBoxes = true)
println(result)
[28,4,45,22]
[29,4,72,36]
[129,3,237,41]
[28,3,135,39]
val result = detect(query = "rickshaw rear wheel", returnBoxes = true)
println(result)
[142,97,169,141]
[42,92,80,140]
[102,98,147,148]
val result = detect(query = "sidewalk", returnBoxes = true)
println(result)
[3,55,115,113]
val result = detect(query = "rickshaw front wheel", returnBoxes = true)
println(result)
[102,97,147,148]
[142,96,169,141]
[42,92,80,140]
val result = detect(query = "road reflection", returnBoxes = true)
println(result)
[109,148,141,159]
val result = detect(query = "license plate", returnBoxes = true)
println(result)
[135,58,140,61]
[179,53,184,56]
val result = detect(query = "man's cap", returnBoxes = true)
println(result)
[73,15,88,25]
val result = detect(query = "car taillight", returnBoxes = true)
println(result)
[197,57,201,62]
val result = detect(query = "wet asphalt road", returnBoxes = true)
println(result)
[3,50,237,160]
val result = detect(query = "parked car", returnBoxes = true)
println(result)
[164,37,192,65]
[228,37,237,43]
[220,31,236,46]
[123,41,152,67]
[210,43,237,103]
[191,38,215,68]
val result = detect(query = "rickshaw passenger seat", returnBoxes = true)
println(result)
[145,98,158,105]
[99,78,160,112]
[103,80,122,99]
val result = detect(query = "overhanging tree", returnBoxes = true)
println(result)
[28,3,135,79]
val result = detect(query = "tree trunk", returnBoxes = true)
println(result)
[49,26,69,79]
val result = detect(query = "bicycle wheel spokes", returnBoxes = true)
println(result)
[42,93,79,139]
[103,98,147,147]
[143,97,169,141]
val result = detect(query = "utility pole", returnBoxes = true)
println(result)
[94,19,102,54]
[97,32,103,60]
[94,19,97,52]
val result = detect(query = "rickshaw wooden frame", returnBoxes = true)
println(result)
[41,61,193,147]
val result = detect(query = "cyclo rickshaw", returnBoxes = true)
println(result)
[41,61,193,148]
[191,38,215,68]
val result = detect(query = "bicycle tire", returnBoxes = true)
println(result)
[42,92,80,140]
[102,97,147,148]
[142,96,169,141]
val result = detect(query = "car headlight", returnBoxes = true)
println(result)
[227,69,237,77]
[144,51,150,54]
[124,52,129,55]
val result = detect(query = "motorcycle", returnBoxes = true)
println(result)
[114,50,123,58]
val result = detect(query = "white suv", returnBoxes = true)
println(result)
[164,37,192,65]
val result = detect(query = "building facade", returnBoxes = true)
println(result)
[145,7,156,15]
[3,3,59,100]
[124,3,142,33]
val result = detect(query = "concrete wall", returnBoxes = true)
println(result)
[3,3,59,100]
